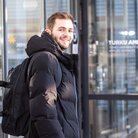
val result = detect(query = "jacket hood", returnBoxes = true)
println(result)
[26,32,76,71]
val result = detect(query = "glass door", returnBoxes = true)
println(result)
[84,0,138,137]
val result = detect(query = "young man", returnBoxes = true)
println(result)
[25,12,80,138]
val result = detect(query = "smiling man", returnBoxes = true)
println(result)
[24,12,80,138]
[46,17,74,50]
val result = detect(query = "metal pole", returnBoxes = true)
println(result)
[81,0,89,137]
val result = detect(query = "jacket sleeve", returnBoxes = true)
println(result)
[28,52,64,138]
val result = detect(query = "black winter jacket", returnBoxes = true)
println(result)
[25,32,80,138]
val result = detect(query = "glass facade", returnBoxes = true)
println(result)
[0,0,4,137]
[89,100,138,138]
[6,0,44,71]
[89,0,138,94]
[0,0,72,138]
[2,0,138,138]
[88,0,138,137]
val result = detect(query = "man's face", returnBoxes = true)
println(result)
[50,19,74,50]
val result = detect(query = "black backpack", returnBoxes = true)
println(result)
[0,55,33,136]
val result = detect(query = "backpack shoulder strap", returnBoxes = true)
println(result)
[0,81,9,88]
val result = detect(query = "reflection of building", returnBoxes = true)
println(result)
[87,0,138,138]
[1,0,138,138]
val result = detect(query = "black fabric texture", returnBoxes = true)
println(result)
[25,32,80,138]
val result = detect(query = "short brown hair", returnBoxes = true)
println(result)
[46,12,74,31]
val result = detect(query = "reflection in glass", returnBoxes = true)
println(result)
[88,0,138,94]
[6,0,44,70]
[89,100,138,138]
[0,0,3,137]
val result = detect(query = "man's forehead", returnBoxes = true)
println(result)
[54,19,74,28]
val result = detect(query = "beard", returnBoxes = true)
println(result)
[51,34,72,50]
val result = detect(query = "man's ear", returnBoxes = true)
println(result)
[45,29,51,35]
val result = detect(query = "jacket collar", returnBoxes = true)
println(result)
[26,32,75,71]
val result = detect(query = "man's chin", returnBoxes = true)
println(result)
[59,44,70,50]
[60,46,69,50]
[59,42,69,47]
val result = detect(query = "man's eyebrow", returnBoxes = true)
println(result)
[58,27,65,29]
[58,27,74,30]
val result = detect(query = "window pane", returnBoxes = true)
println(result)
[89,0,138,94]
[5,0,44,137]
[89,100,138,138]
[6,0,44,70]
[45,0,71,18]
[45,0,72,53]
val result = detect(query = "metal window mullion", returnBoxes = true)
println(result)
[89,94,138,100]
[81,0,89,138]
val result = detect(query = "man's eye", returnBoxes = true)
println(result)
[69,30,73,33]
[59,28,64,31]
